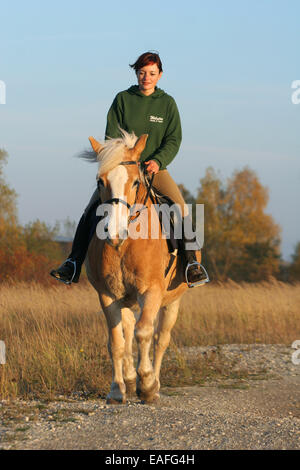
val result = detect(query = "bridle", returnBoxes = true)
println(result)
[97,161,154,225]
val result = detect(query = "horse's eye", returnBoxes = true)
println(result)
[133,180,139,188]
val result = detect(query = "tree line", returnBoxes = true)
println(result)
[0,149,68,283]
[0,148,299,283]
[179,166,283,282]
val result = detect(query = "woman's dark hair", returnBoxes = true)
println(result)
[130,51,163,73]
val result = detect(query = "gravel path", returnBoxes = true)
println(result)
[0,344,299,450]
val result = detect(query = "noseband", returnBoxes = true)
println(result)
[97,161,154,224]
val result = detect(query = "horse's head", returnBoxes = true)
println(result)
[89,130,148,248]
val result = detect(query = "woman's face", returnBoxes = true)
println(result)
[137,63,162,95]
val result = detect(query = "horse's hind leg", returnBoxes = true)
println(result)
[121,307,137,397]
[100,294,126,404]
[153,298,180,393]
[135,287,162,403]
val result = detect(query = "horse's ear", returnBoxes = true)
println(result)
[89,136,103,154]
[132,134,148,159]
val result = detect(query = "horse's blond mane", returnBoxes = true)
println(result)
[79,128,138,175]
[98,129,138,175]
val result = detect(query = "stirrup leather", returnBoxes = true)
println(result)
[185,262,210,288]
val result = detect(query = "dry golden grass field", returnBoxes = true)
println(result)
[0,280,299,400]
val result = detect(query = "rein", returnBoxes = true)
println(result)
[143,173,154,206]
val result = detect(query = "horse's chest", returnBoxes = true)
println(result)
[104,271,125,297]
[100,254,126,296]
[98,245,138,300]
[102,261,137,301]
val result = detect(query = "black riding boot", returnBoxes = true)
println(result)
[50,200,100,284]
[180,218,209,288]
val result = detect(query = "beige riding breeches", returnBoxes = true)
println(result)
[152,169,187,216]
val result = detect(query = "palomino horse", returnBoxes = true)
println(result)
[85,130,200,404]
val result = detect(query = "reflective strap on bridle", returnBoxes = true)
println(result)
[120,161,138,166]
[104,197,131,210]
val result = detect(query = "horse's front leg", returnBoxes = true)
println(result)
[99,294,126,404]
[121,307,137,397]
[153,299,180,392]
[135,287,162,403]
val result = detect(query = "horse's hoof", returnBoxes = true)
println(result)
[106,396,126,405]
[141,392,160,405]
[137,380,159,404]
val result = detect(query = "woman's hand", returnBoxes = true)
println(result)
[144,160,159,175]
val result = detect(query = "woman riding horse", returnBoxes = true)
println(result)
[50,51,208,286]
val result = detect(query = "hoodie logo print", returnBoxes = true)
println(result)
[149,115,164,123]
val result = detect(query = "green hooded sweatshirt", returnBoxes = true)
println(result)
[105,85,182,170]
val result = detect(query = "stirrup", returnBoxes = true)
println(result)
[185,262,210,288]
[52,258,77,285]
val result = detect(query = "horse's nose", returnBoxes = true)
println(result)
[106,236,118,248]
[106,231,128,249]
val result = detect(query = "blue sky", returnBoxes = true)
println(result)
[0,0,299,259]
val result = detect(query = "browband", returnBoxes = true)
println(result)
[120,161,138,166]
